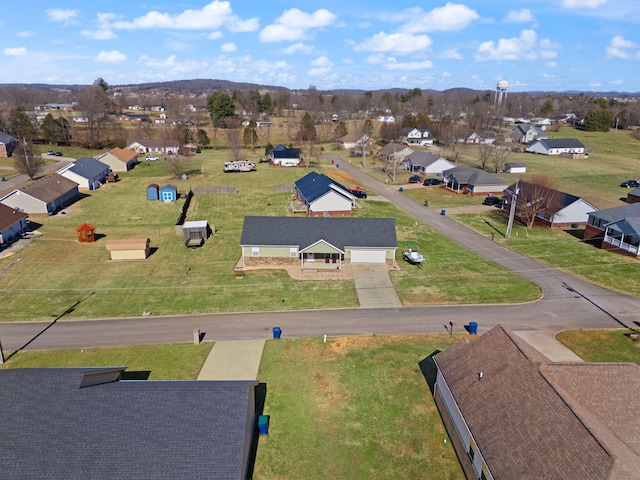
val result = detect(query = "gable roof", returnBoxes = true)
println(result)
[404,151,447,167]
[530,138,585,149]
[61,158,110,179]
[378,143,412,156]
[0,131,18,144]
[433,325,640,479]
[0,367,257,480]
[0,202,28,229]
[269,144,300,159]
[240,216,397,250]
[104,147,139,162]
[443,166,507,187]
[12,174,78,203]
[588,203,640,223]
[294,171,353,204]
[505,181,597,216]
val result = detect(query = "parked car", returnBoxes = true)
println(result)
[259,157,271,163]
[347,186,367,198]
[55,152,63,156]
[423,177,443,186]
[408,175,422,183]
[620,179,640,188]
[146,155,159,161]
[482,195,502,206]
[46,150,54,155]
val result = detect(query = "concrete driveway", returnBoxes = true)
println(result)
[351,264,402,308]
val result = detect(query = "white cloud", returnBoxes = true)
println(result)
[259,8,336,42]
[396,3,479,33]
[221,43,236,52]
[138,54,208,75]
[282,43,314,55]
[47,8,79,25]
[589,81,603,88]
[95,50,126,63]
[503,9,534,23]
[384,59,434,71]
[441,48,462,60]
[17,31,35,38]
[3,47,27,56]
[562,0,608,8]
[311,56,334,68]
[546,61,558,67]
[610,79,623,85]
[207,32,223,40]
[543,73,556,78]
[475,29,558,61]
[112,1,258,32]
[81,29,116,40]
[355,32,432,54]
[606,35,637,59]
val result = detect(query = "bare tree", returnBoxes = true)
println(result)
[478,144,493,171]
[13,138,45,180]
[511,177,558,228]
[450,143,466,163]
[491,147,512,174]
[167,152,187,179]
[226,127,243,160]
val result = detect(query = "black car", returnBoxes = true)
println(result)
[423,177,443,186]
[482,195,502,206]
[55,151,63,156]
[620,179,640,188]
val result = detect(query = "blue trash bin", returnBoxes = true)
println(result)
[441,209,446,216]
[399,187,403,192]
[272,326,281,339]
[258,415,269,435]
[469,322,478,334]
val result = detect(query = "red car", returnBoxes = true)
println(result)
[347,186,367,198]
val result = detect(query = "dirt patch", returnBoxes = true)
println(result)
[325,170,360,186]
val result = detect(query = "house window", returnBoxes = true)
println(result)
[252,247,259,257]
[468,444,475,462]
[289,248,297,258]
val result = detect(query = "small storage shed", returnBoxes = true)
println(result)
[76,223,96,243]
[159,184,178,202]
[147,183,159,201]
[106,238,150,260]
[627,188,640,204]
[182,220,210,247]
[504,162,527,174]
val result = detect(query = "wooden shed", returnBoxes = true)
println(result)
[76,223,96,243]
[106,238,150,260]
[182,220,211,247]
[159,184,178,202]
[147,183,159,201]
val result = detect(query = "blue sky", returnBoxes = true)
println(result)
[2,1,640,92]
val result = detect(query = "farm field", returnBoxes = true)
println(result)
[0,151,539,321]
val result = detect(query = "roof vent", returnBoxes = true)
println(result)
[478,372,484,381]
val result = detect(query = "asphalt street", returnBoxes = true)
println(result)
[1,157,638,353]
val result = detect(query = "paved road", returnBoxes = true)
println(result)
[1,157,638,353]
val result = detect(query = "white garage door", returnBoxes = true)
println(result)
[351,250,386,263]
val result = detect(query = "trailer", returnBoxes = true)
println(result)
[223,160,256,172]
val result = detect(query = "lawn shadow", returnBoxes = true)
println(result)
[418,351,441,395]
[246,382,267,479]
[563,228,584,241]
[483,219,504,237]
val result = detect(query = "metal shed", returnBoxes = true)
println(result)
[182,220,210,247]
[146,183,159,201]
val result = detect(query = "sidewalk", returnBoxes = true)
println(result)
[197,339,266,380]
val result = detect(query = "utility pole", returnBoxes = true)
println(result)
[361,137,366,167]
[505,181,519,239]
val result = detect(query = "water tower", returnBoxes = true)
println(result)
[495,80,509,107]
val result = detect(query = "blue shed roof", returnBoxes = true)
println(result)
[294,171,351,204]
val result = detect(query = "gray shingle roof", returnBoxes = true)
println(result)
[443,166,507,187]
[0,131,18,144]
[240,216,397,250]
[15,174,79,203]
[532,138,585,149]
[588,203,640,223]
[433,325,640,479]
[67,158,110,178]
[0,368,257,480]
[405,151,444,167]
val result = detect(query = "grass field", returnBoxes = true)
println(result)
[0,150,540,321]
[556,328,640,364]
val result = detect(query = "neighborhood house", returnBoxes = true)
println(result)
[0,174,80,215]
[294,171,356,217]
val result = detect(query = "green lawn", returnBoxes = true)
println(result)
[0,151,540,321]
[556,329,640,364]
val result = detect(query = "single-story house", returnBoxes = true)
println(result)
[502,181,597,228]
[268,144,301,167]
[0,131,19,157]
[584,203,640,257]
[96,147,138,172]
[460,132,496,145]
[377,143,413,164]
[510,124,547,144]
[432,325,640,480]
[400,128,434,146]
[106,238,151,260]
[183,220,211,246]
[0,202,28,246]
[294,171,356,217]
[147,183,160,201]
[159,184,178,202]
[525,138,586,156]
[57,158,111,190]
[0,174,79,215]
[442,166,508,196]
[239,216,397,270]
[503,162,527,174]
[403,151,455,175]
[0,367,258,480]
[127,138,181,155]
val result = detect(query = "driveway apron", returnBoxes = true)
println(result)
[351,264,402,308]
[197,339,265,380]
